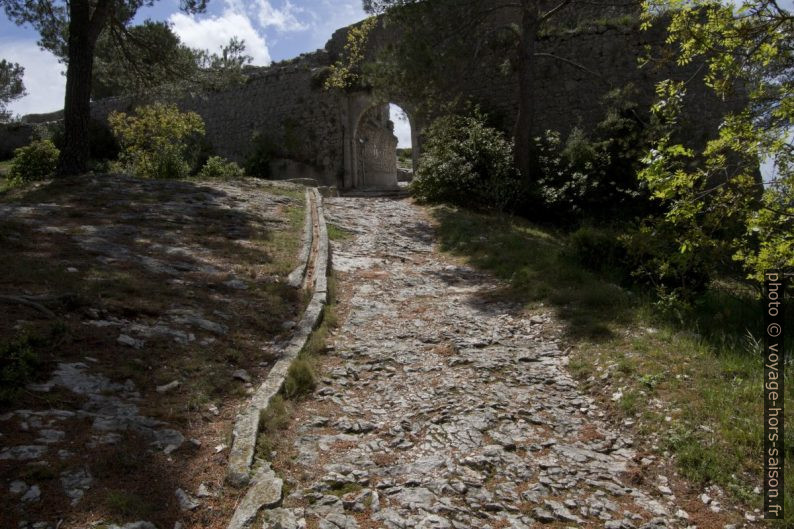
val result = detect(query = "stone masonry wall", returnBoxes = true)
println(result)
[357,105,399,187]
[463,21,743,143]
[90,53,349,187]
[5,6,743,188]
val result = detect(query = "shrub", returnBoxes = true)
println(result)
[109,103,205,179]
[8,139,59,184]
[531,85,655,222]
[566,225,629,278]
[0,335,40,403]
[283,358,316,399]
[44,119,120,162]
[620,220,718,310]
[198,156,245,179]
[244,131,279,178]
[412,112,522,211]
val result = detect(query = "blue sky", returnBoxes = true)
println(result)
[0,0,422,145]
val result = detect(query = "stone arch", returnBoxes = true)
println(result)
[344,94,421,190]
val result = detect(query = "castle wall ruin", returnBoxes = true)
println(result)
[5,7,744,191]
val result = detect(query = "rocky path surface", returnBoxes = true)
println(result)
[268,197,740,529]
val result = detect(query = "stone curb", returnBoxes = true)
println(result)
[312,189,329,296]
[226,189,330,491]
[286,189,314,289]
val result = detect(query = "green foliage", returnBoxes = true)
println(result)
[359,1,482,122]
[283,358,316,399]
[91,21,199,99]
[0,334,40,403]
[533,85,654,221]
[620,219,717,311]
[566,225,629,278]
[42,119,119,162]
[198,156,245,179]
[412,112,522,211]
[109,103,205,179]
[0,59,25,121]
[244,132,279,178]
[192,37,254,92]
[638,1,793,283]
[2,0,211,175]
[8,139,59,185]
[324,17,378,90]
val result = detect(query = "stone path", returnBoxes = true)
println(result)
[267,197,737,529]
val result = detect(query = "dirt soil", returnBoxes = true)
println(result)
[0,174,308,529]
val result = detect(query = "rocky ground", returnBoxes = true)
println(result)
[0,175,307,529]
[265,197,754,529]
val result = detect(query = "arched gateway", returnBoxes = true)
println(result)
[76,6,743,192]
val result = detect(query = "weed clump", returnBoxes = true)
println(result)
[0,334,41,402]
[283,358,316,399]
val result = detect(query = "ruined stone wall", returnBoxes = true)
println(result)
[6,4,743,189]
[357,105,399,187]
[90,53,349,187]
[328,9,742,149]
[463,21,742,143]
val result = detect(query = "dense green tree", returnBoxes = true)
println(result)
[88,22,252,99]
[638,1,793,284]
[0,0,208,176]
[191,37,253,92]
[0,59,25,121]
[90,20,198,100]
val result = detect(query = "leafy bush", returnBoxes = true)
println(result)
[44,119,120,162]
[198,156,245,179]
[566,225,629,278]
[620,220,719,310]
[412,112,522,211]
[244,131,279,178]
[532,85,655,222]
[109,103,205,179]
[8,139,59,184]
[0,335,40,403]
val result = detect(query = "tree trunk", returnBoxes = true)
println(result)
[514,1,539,183]
[57,0,111,176]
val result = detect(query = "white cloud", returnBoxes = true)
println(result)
[390,104,412,148]
[1,40,64,117]
[256,0,307,32]
[169,10,272,65]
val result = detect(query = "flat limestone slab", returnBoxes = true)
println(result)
[226,465,283,529]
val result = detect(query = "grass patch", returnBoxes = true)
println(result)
[327,223,353,241]
[283,273,339,398]
[255,394,290,460]
[256,273,338,460]
[104,489,155,518]
[0,334,41,403]
[433,205,631,339]
[431,204,793,524]
[283,358,317,399]
[327,482,363,497]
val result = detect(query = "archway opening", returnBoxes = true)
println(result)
[352,102,414,189]
[390,104,415,184]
